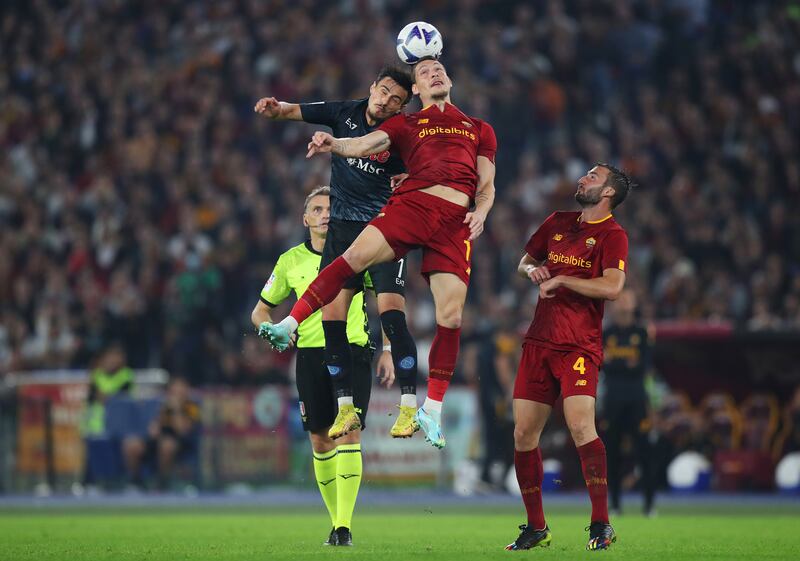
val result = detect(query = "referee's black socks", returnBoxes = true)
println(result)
[322,320,354,401]
[380,310,418,396]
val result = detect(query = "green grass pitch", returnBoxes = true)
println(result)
[1,504,798,560]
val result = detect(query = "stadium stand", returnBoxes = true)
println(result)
[0,0,798,493]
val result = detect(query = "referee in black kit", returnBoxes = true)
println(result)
[602,288,656,516]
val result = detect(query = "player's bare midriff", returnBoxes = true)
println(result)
[419,184,470,208]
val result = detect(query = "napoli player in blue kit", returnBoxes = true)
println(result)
[254,67,421,439]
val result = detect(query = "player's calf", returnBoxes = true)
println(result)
[379,309,418,398]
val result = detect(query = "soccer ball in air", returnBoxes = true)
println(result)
[396,21,443,65]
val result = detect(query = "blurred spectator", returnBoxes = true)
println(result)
[0,0,799,382]
[697,392,741,457]
[775,388,800,459]
[122,377,200,490]
[474,314,517,492]
[739,394,780,453]
[601,290,656,516]
[82,344,134,437]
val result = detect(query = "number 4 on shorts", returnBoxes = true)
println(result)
[572,356,586,375]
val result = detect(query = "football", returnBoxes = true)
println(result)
[396,21,443,65]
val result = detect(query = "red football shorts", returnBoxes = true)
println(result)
[370,190,472,285]
[513,342,599,405]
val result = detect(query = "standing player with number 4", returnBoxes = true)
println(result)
[259,57,497,449]
[506,164,632,552]
[254,67,421,441]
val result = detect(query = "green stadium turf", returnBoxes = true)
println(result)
[1,505,798,560]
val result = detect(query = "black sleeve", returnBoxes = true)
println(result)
[259,295,277,308]
[299,101,345,127]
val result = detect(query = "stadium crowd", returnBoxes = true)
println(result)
[1,0,799,391]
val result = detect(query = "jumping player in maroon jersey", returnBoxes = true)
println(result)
[505,164,632,552]
[260,58,497,450]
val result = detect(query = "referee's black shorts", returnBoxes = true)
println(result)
[321,218,406,295]
[295,344,373,432]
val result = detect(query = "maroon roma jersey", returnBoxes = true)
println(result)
[524,211,628,366]
[378,102,497,201]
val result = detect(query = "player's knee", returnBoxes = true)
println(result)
[513,424,540,449]
[309,431,335,452]
[342,245,370,271]
[380,310,413,344]
[322,301,348,321]
[339,430,361,445]
[566,417,596,445]
[377,293,405,314]
[436,305,463,329]
[442,314,462,329]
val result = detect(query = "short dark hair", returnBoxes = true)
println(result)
[375,65,413,104]
[595,162,634,209]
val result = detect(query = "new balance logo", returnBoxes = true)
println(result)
[319,478,336,486]
[338,474,360,480]
[520,486,541,495]
[575,379,587,386]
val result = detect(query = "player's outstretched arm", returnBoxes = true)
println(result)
[254,97,303,120]
[539,268,626,301]
[464,155,497,240]
[306,130,391,159]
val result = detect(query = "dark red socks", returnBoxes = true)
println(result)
[514,447,546,530]
[426,324,460,401]
[577,437,610,524]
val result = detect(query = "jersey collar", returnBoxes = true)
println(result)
[579,213,613,225]
[304,240,323,256]
[421,101,453,113]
